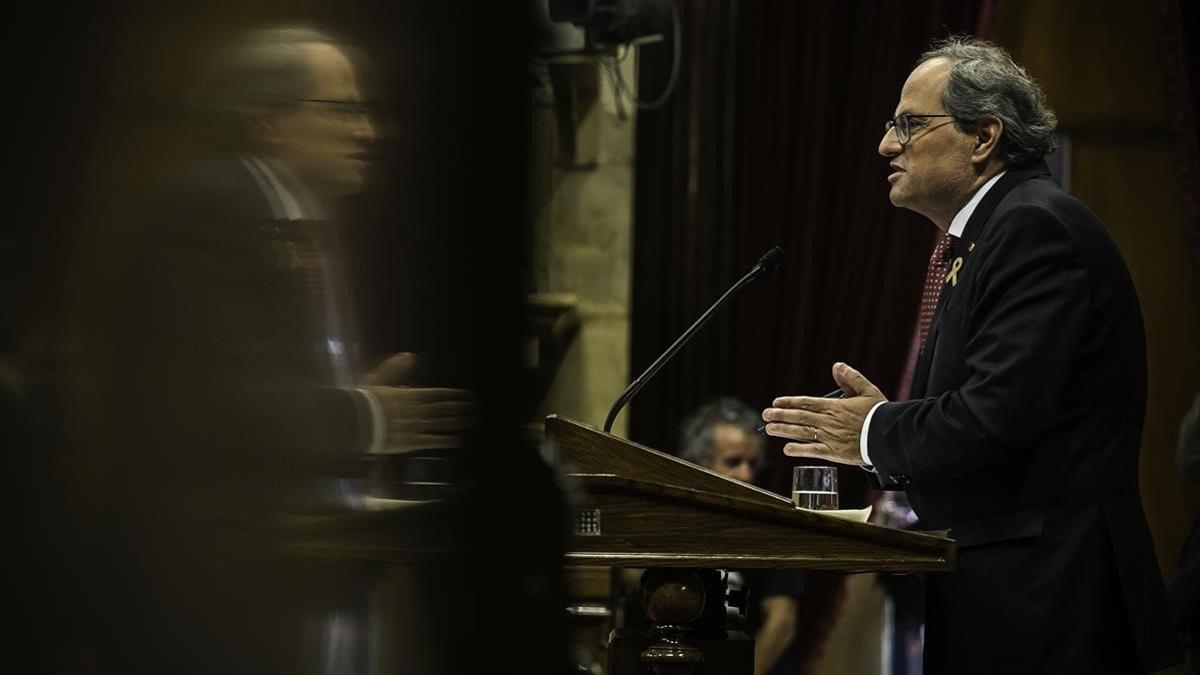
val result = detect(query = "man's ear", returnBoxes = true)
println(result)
[972,116,1003,165]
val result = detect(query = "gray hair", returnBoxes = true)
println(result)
[678,397,763,468]
[920,36,1058,166]
[196,25,340,148]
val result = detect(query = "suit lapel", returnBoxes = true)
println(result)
[908,160,1054,399]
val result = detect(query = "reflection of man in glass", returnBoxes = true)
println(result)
[186,25,471,499]
[91,25,469,674]
[217,28,376,200]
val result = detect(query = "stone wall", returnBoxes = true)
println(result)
[529,55,638,435]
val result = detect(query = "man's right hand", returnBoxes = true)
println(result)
[360,353,475,454]
[359,384,474,453]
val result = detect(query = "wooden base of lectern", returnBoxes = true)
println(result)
[609,629,753,675]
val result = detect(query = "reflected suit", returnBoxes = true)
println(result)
[91,154,374,674]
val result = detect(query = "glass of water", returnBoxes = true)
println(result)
[792,466,838,510]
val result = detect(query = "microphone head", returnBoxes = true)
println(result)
[754,246,784,277]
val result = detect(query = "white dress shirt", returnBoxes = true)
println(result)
[860,171,1007,467]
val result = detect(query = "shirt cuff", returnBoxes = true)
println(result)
[354,387,386,455]
[860,401,886,468]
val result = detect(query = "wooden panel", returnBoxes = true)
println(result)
[546,415,790,508]
[548,416,953,572]
[565,476,953,572]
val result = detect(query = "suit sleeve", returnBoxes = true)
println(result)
[866,204,1093,482]
[107,193,372,515]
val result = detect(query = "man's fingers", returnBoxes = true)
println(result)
[770,396,829,410]
[383,401,475,429]
[403,416,474,433]
[762,407,827,427]
[832,362,884,398]
[763,422,822,443]
[374,387,475,406]
[782,442,833,459]
[382,433,463,454]
[403,434,463,450]
[394,398,476,415]
[403,387,474,401]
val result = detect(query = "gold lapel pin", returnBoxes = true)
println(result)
[946,257,963,286]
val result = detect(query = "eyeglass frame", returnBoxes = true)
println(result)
[884,113,955,145]
[299,98,373,118]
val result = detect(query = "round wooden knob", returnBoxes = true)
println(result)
[641,570,705,624]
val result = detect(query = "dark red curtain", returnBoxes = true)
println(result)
[630,1,981,503]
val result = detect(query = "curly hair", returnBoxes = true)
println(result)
[678,397,763,468]
[920,36,1058,165]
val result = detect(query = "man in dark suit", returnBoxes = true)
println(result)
[82,25,471,674]
[761,38,1182,673]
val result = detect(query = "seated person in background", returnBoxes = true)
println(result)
[678,398,804,675]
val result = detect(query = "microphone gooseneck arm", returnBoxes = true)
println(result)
[602,247,783,434]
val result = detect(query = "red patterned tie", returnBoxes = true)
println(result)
[917,231,955,350]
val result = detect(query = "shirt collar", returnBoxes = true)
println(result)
[948,170,1006,238]
[238,154,324,220]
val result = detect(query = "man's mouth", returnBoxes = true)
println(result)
[888,164,905,183]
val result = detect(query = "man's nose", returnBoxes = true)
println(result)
[879,126,902,157]
[353,113,376,145]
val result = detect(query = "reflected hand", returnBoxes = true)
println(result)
[361,384,475,453]
[360,353,474,454]
[761,362,887,465]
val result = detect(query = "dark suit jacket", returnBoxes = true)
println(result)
[867,161,1182,673]
[104,155,373,513]
[85,155,374,674]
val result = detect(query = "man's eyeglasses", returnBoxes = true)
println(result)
[300,98,373,119]
[884,113,955,145]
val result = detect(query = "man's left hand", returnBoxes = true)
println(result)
[762,362,887,465]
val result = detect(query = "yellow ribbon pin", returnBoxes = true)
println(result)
[946,257,963,286]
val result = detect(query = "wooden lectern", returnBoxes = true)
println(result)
[545,415,954,675]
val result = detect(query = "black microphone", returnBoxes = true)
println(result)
[602,246,784,433]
